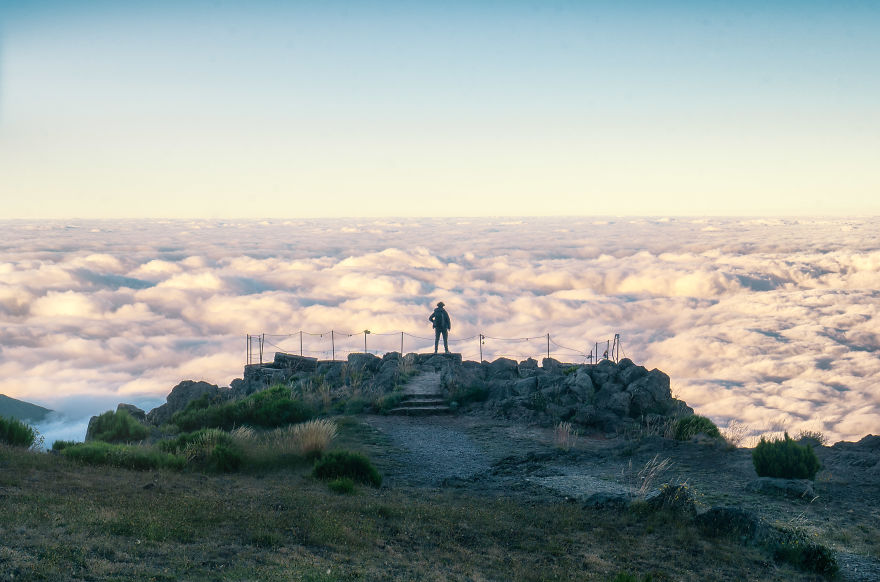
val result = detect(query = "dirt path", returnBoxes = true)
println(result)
[362,412,880,580]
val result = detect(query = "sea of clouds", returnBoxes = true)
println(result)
[1,218,877,446]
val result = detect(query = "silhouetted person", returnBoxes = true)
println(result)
[429,301,451,354]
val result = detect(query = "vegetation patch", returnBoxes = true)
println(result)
[62,441,185,471]
[772,529,839,576]
[313,450,382,487]
[374,391,405,414]
[752,433,820,480]
[172,385,314,431]
[88,409,149,444]
[672,415,720,440]
[0,415,37,448]
[51,440,79,452]
[158,428,244,472]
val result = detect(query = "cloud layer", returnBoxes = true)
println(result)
[1,218,877,444]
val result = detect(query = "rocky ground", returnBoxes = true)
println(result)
[363,412,880,581]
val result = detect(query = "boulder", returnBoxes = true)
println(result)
[346,352,382,373]
[567,369,595,401]
[146,380,222,426]
[487,379,514,401]
[595,390,632,417]
[696,507,762,539]
[627,369,672,416]
[747,478,816,500]
[272,352,318,372]
[513,377,538,396]
[542,357,562,374]
[116,403,146,422]
[545,403,575,421]
[519,358,539,376]
[487,357,519,380]
[619,362,648,386]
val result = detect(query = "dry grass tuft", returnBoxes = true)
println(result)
[264,419,338,458]
[721,420,749,448]
[554,421,578,451]
[624,454,674,499]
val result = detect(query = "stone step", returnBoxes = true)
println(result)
[399,397,446,406]
[388,405,452,416]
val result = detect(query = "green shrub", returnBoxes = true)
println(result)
[51,440,79,452]
[343,397,370,414]
[672,415,721,440]
[88,409,150,444]
[752,433,820,480]
[374,392,404,414]
[313,450,382,487]
[62,442,185,471]
[172,385,314,431]
[0,416,37,448]
[772,530,838,575]
[327,477,356,494]
[157,429,243,472]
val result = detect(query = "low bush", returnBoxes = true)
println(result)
[672,415,721,440]
[51,440,79,452]
[374,392,404,414]
[327,477,356,494]
[0,416,37,448]
[772,530,838,575]
[88,410,149,444]
[313,450,382,487]
[752,433,820,480]
[62,442,185,471]
[157,428,243,472]
[172,385,314,431]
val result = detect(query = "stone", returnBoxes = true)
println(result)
[519,358,539,375]
[696,507,761,539]
[146,380,223,426]
[512,377,538,396]
[618,362,648,386]
[582,492,629,509]
[272,352,318,372]
[116,403,146,422]
[346,352,382,373]
[627,369,672,416]
[487,357,519,380]
[746,477,816,500]
[595,389,632,417]
[542,357,562,374]
[545,403,575,421]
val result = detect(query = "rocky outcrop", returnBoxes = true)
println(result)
[146,380,224,426]
[145,352,692,434]
[116,403,146,422]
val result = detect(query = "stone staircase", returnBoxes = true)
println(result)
[388,371,451,416]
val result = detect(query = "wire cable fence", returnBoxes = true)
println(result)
[246,330,623,367]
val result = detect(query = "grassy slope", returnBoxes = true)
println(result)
[0,444,824,581]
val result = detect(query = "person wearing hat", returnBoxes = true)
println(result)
[428,301,452,354]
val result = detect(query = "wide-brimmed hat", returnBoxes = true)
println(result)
[437,301,445,307]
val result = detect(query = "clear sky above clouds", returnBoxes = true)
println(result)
[1,1,878,218]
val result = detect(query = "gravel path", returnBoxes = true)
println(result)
[365,415,492,486]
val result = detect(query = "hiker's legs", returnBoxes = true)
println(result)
[442,330,449,353]
[434,328,441,353]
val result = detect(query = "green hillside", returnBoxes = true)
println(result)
[0,394,52,423]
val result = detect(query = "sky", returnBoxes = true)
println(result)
[2,217,878,447]
[1,0,878,217]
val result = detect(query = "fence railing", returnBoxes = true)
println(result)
[246,331,623,366]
